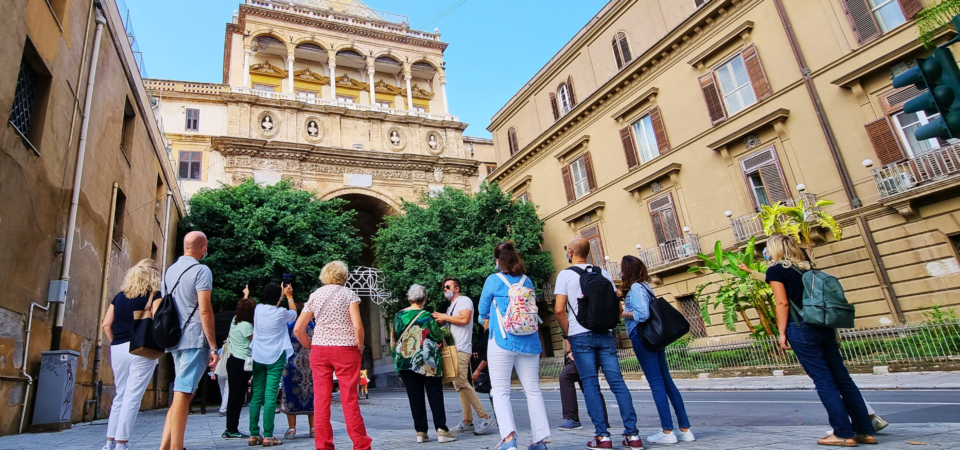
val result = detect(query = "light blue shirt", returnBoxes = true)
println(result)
[161,256,213,351]
[623,282,654,337]
[251,303,297,365]
[478,272,542,355]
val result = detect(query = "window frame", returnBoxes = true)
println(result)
[631,114,660,164]
[570,156,590,199]
[558,84,573,115]
[892,109,943,158]
[869,0,907,33]
[612,31,633,70]
[185,108,200,132]
[179,151,203,181]
[713,53,757,116]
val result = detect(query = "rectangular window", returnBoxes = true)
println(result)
[185,108,199,132]
[253,83,277,92]
[570,157,590,199]
[581,226,605,267]
[179,151,202,180]
[632,115,660,164]
[893,110,943,157]
[649,193,681,246]
[297,90,317,98]
[376,100,392,108]
[715,55,757,116]
[10,59,38,139]
[10,43,52,155]
[740,147,790,209]
[337,95,356,103]
[870,0,907,32]
[120,100,136,162]
[486,164,498,175]
[113,189,127,244]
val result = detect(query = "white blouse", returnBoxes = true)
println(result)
[251,303,297,365]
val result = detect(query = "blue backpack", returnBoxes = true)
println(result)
[790,266,855,329]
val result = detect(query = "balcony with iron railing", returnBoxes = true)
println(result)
[726,191,821,244]
[637,231,702,272]
[248,0,442,42]
[869,144,960,199]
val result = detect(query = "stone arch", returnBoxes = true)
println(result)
[246,30,291,51]
[320,187,401,213]
[293,37,327,52]
[333,43,371,57]
[371,50,402,62]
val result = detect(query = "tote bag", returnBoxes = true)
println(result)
[638,284,690,351]
[129,292,166,360]
[441,333,460,385]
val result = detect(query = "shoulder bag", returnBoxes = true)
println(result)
[638,284,690,351]
[129,292,166,360]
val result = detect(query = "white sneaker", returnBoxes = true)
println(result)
[102,443,116,450]
[675,430,695,442]
[417,432,429,443]
[114,444,130,450]
[474,417,497,435]
[872,415,889,432]
[646,431,678,444]
[450,421,475,434]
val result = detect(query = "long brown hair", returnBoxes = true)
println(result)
[234,297,255,325]
[494,241,527,276]
[619,255,649,297]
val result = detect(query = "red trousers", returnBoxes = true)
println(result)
[310,346,372,450]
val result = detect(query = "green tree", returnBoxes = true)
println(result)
[181,179,362,310]
[374,183,554,324]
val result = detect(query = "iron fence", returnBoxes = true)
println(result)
[539,320,960,378]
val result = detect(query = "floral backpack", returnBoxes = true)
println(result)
[493,273,541,338]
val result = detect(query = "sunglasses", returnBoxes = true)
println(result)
[443,285,456,290]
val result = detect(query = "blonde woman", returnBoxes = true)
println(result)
[294,261,372,450]
[763,236,876,446]
[100,259,162,450]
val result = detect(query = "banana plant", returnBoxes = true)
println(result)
[689,237,777,338]
[758,197,842,252]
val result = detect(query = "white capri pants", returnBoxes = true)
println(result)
[487,338,551,443]
[106,342,158,441]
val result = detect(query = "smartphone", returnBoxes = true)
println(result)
[282,273,293,288]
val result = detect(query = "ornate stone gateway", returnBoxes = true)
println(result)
[345,266,392,305]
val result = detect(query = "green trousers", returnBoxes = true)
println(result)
[249,353,286,438]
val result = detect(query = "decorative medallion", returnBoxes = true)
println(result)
[302,116,324,143]
[650,181,663,194]
[257,110,280,139]
[424,130,444,155]
[744,134,761,150]
[386,126,406,151]
[583,215,593,225]
[433,167,444,182]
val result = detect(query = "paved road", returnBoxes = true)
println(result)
[2,389,957,449]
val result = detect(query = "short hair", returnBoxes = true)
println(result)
[494,241,526,276]
[407,284,428,305]
[263,282,282,304]
[321,261,349,285]
[442,276,462,292]
[234,297,256,325]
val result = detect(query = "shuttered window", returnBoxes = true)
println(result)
[699,73,727,124]
[649,193,682,245]
[549,92,561,121]
[558,83,573,115]
[630,107,670,165]
[179,151,202,180]
[563,152,597,203]
[892,111,943,157]
[842,0,914,45]
[570,157,590,199]
[701,45,772,124]
[865,117,907,166]
[185,108,199,132]
[740,147,790,209]
[581,226,605,267]
[507,127,520,156]
[715,54,757,116]
[620,126,640,169]
[613,31,633,70]
[567,75,578,107]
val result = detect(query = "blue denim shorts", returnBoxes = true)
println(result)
[172,348,210,393]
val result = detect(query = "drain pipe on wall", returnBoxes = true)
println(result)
[52,8,107,351]
[772,0,861,209]
[90,182,119,420]
[19,302,50,434]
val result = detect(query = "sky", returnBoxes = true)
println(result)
[124,0,609,138]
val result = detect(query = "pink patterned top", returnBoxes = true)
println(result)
[304,285,361,347]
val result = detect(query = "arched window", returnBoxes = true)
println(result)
[508,127,520,156]
[557,83,572,115]
[612,31,633,70]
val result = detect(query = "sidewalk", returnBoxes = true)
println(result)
[534,371,960,392]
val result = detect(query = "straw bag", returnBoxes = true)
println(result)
[441,333,460,384]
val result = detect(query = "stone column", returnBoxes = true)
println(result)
[440,76,449,115]
[404,70,413,111]
[329,61,337,100]
[243,49,251,88]
[368,66,376,106]
[287,51,295,94]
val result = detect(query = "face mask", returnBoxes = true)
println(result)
[202,249,208,260]
[618,271,622,279]
[566,252,573,264]
[763,249,771,261]
[495,260,499,270]
[444,291,455,300]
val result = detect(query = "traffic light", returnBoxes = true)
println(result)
[893,46,960,141]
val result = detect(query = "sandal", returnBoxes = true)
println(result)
[818,435,858,447]
[248,436,263,446]
[263,437,282,447]
[855,435,878,445]
[310,428,315,438]
[283,428,297,440]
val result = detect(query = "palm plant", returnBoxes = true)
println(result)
[689,237,777,338]
[758,197,842,252]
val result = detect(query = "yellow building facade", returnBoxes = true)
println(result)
[488,0,960,352]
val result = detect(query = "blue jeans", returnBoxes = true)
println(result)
[628,328,690,431]
[787,322,874,439]
[568,331,638,437]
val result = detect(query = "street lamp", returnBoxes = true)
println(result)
[862,159,874,169]
[635,243,642,257]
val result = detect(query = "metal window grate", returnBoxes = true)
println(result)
[10,59,37,137]
[678,296,708,338]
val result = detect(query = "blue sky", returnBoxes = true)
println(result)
[126,0,608,137]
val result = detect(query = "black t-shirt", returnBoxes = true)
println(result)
[110,291,156,345]
[765,263,805,311]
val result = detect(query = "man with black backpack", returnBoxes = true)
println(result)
[555,238,641,450]
[156,231,219,450]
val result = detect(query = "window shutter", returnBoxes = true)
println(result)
[619,34,632,64]
[582,151,597,191]
[613,38,624,70]
[842,0,882,44]
[651,212,667,244]
[649,193,681,245]
[179,160,189,179]
[864,117,906,165]
[549,92,560,121]
[619,126,640,169]
[699,72,727,124]
[567,75,577,106]
[561,164,576,203]
[758,163,789,203]
[190,161,202,180]
[741,44,772,101]
[508,128,519,156]
[649,106,671,154]
[896,0,923,19]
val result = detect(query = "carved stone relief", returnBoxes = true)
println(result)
[424,130,444,155]
[257,110,280,139]
[302,115,324,143]
[385,126,406,152]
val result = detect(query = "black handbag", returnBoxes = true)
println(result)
[130,292,165,360]
[638,284,690,351]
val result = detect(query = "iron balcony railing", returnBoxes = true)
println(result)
[538,319,960,378]
[637,234,701,271]
[870,145,960,198]
[729,192,820,243]
[230,87,458,122]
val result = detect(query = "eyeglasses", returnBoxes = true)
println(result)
[443,285,455,291]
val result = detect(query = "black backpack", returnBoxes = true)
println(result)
[637,284,690,351]
[565,266,621,332]
[153,263,200,349]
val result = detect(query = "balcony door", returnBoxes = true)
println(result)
[649,193,682,262]
[580,225,605,268]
